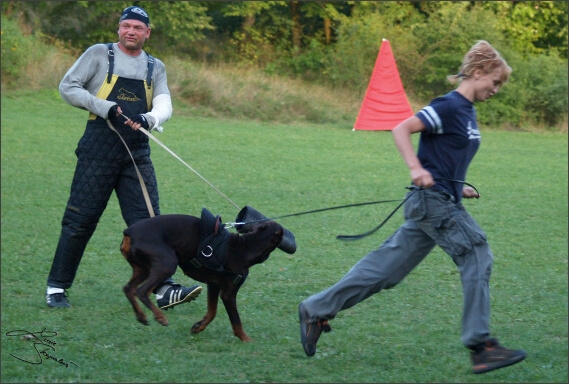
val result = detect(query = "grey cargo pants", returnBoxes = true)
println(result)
[302,188,492,348]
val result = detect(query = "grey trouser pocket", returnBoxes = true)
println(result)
[434,212,487,257]
[403,188,427,221]
[404,188,487,258]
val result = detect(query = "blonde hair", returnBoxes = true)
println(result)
[447,40,512,85]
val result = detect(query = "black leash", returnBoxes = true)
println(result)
[336,187,416,241]
[335,178,480,241]
[269,198,405,221]
[226,178,479,240]
[223,197,404,228]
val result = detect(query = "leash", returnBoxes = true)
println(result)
[336,187,416,241]
[434,177,480,197]
[336,178,480,241]
[111,113,240,212]
[136,126,240,210]
[225,178,479,241]
[221,191,415,240]
[223,198,405,228]
[106,119,156,217]
[109,117,479,242]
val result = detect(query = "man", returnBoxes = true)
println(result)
[298,40,526,374]
[46,6,202,309]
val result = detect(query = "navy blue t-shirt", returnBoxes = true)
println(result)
[415,90,480,202]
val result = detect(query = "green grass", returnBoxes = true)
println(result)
[1,90,567,383]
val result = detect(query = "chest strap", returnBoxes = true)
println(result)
[189,208,245,286]
[106,43,154,89]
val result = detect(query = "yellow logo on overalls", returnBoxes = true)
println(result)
[117,88,141,102]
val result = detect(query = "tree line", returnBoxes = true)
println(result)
[2,1,567,128]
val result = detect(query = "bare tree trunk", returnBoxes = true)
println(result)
[4,1,14,17]
[290,1,301,54]
[324,17,331,44]
[243,14,255,30]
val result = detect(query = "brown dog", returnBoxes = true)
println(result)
[120,210,284,342]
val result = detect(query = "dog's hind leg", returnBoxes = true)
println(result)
[191,282,220,335]
[123,265,150,325]
[136,249,178,326]
[121,236,151,325]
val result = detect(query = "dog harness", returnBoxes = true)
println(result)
[190,208,246,286]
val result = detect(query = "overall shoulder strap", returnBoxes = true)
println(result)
[106,43,114,84]
[107,43,153,89]
[146,52,154,89]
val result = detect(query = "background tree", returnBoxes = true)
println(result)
[210,1,284,64]
[1,1,212,54]
[2,0,566,128]
[481,1,568,58]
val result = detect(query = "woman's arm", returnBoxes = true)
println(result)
[391,116,434,188]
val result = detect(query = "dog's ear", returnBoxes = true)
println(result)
[255,222,268,231]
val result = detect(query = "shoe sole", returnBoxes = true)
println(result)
[473,352,527,374]
[299,303,317,357]
[46,295,71,308]
[159,286,203,310]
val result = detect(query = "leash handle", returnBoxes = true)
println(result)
[434,177,480,198]
[336,188,416,241]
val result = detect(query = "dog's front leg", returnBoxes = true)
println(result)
[191,282,219,335]
[220,289,251,342]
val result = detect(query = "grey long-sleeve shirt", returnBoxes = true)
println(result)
[59,42,172,131]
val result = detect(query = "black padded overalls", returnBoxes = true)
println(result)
[48,45,160,289]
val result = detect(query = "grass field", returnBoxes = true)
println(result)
[1,90,567,383]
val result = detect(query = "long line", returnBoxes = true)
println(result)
[138,127,241,210]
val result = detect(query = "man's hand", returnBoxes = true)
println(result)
[125,114,149,130]
[463,186,480,199]
[108,105,122,119]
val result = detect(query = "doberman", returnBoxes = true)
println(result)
[120,209,284,342]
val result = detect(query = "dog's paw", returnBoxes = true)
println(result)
[239,335,252,342]
[191,322,204,334]
[155,316,169,326]
[137,317,150,326]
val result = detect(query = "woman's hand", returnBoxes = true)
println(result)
[411,168,434,188]
[463,186,480,199]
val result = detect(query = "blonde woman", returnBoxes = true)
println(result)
[299,41,526,374]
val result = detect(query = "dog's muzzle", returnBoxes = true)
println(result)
[235,206,297,254]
